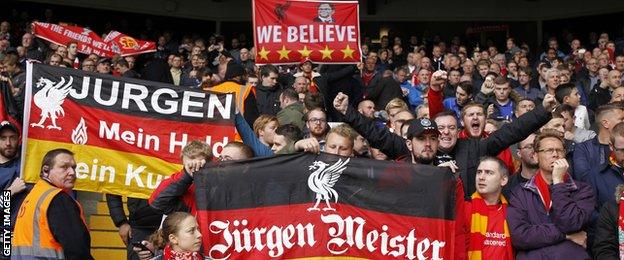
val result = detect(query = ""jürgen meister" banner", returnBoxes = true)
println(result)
[22,63,235,198]
[195,153,456,259]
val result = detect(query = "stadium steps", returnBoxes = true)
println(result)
[89,195,128,259]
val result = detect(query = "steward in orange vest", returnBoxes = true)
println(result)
[210,61,259,127]
[12,149,93,260]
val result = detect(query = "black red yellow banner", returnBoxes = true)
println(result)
[22,63,235,198]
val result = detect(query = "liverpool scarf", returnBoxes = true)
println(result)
[468,192,514,260]
[163,244,203,260]
[534,171,572,213]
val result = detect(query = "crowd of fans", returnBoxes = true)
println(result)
[2,7,624,259]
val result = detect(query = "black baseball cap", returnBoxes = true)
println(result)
[407,118,439,139]
[0,120,18,134]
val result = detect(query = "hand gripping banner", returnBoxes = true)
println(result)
[22,63,235,198]
[195,153,457,259]
[252,0,362,65]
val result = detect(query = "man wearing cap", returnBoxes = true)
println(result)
[404,117,440,164]
[96,58,112,74]
[292,58,320,93]
[210,60,260,126]
[334,70,556,199]
[0,120,30,252]
[335,94,470,259]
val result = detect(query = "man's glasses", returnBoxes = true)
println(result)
[537,148,565,155]
[307,118,326,124]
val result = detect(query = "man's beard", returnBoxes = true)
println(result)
[0,148,17,160]
[524,159,539,169]
[413,154,434,165]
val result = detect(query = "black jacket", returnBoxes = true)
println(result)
[367,76,403,111]
[48,192,94,260]
[594,202,619,260]
[340,104,551,199]
[355,70,383,91]
[589,85,611,111]
[255,84,282,116]
[106,194,163,229]
[314,65,361,120]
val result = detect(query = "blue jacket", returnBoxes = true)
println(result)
[581,163,624,221]
[0,157,31,231]
[443,97,462,124]
[400,81,423,111]
[573,136,610,180]
[507,174,595,260]
[234,113,274,157]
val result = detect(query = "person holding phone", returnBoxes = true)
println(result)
[132,212,203,260]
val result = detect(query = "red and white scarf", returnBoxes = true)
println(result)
[163,244,202,260]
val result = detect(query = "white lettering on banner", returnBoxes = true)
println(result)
[256,25,282,44]
[95,119,228,156]
[209,219,316,259]
[257,25,357,44]
[68,76,233,120]
[208,214,445,260]
[74,161,169,188]
[75,159,115,182]
[49,24,62,33]
[256,24,357,44]
[125,164,145,187]
[99,121,160,151]
[62,29,92,44]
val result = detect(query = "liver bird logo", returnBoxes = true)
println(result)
[274,1,291,22]
[307,158,350,211]
[30,76,73,130]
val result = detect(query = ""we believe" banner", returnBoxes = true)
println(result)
[253,0,362,65]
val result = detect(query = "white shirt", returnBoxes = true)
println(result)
[574,105,591,130]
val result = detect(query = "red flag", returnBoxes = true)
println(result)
[0,84,22,135]
[32,22,155,58]
[252,0,362,65]
[103,31,157,57]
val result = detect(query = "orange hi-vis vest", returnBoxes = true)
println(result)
[209,81,254,142]
[210,81,253,114]
[12,180,87,259]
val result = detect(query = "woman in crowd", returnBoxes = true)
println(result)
[135,212,203,260]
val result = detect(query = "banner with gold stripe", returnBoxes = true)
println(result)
[252,0,361,65]
[22,62,235,198]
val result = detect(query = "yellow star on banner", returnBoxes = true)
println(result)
[258,46,270,61]
[297,45,312,58]
[341,45,355,59]
[277,45,291,60]
[320,45,334,60]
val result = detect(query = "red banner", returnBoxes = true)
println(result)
[252,0,362,65]
[32,22,156,57]
[22,63,235,198]
[103,31,158,56]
